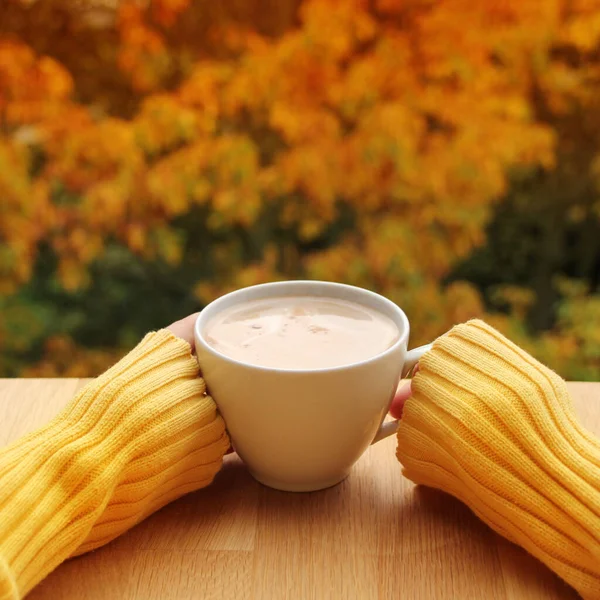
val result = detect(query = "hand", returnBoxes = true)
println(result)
[389,365,419,419]
[166,312,199,347]
[166,312,235,455]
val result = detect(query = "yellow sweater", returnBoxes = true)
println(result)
[397,320,600,599]
[0,330,229,600]
[0,321,598,599]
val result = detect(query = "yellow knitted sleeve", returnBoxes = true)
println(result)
[0,330,229,600]
[397,320,600,599]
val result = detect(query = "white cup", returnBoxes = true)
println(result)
[194,280,430,492]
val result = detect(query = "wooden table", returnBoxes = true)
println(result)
[1,380,598,600]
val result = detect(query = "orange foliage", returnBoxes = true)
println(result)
[22,335,126,378]
[1,0,600,376]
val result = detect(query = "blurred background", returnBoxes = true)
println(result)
[1,0,600,379]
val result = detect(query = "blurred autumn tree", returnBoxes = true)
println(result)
[1,0,599,378]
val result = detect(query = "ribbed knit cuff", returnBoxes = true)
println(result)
[397,320,600,599]
[0,554,17,600]
[0,330,229,598]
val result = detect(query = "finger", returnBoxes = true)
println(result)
[389,365,419,419]
[166,312,200,346]
[390,380,412,419]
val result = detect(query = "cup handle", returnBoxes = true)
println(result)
[370,343,434,445]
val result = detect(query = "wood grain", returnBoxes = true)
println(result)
[0,379,597,599]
